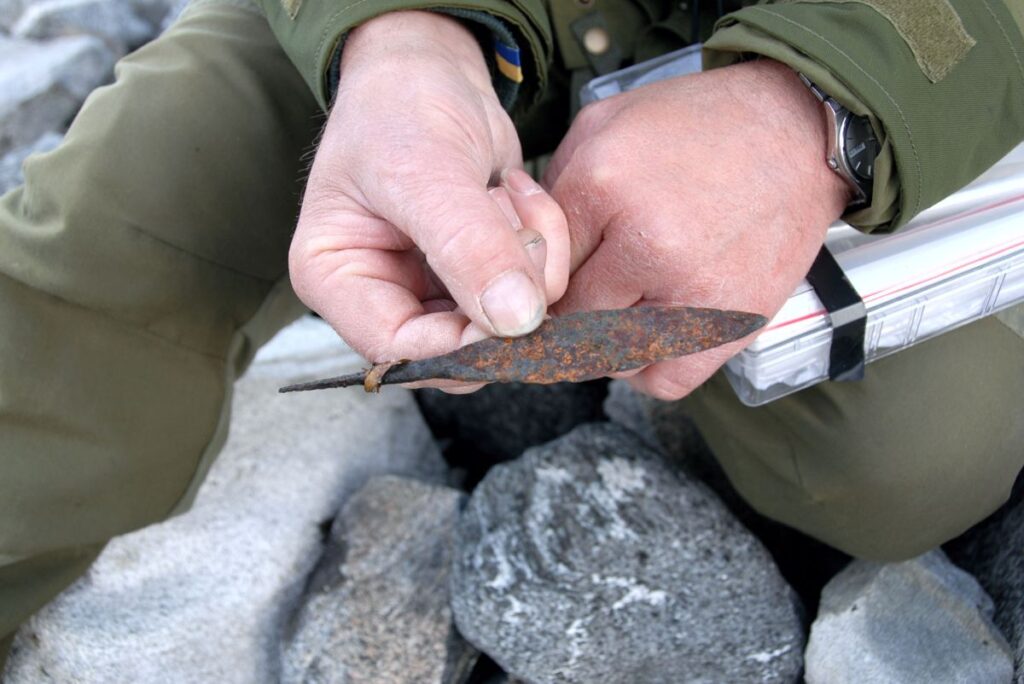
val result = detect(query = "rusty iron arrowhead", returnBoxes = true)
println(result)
[279,306,766,394]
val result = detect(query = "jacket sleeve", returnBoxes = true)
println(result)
[252,0,553,113]
[703,0,1024,233]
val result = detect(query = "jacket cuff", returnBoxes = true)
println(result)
[257,0,552,114]
[704,1,1024,233]
[325,9,523,111]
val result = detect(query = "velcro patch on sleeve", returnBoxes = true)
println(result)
[790,0,976,82]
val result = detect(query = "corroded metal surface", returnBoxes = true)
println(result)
[279,306,766,393]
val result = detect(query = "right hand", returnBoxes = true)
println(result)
[289,11,569,376]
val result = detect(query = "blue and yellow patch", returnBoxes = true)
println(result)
[494,40,523,83]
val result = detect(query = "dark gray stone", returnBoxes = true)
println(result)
[451,423,804,683]
[0,130,61,193]
[948,480,1024,682]
[283,476,476,684]
[417,381,607,485]
[0,35,114,155]
[12,0,154,55]
[804,550,1013,684]
[604,380,850,608]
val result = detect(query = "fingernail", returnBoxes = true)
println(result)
[480,270,545,336]
[489,186,522,230]
[502,167,543,195]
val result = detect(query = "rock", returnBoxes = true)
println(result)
[604,380,850,609]
[0,35,114,155]
[416,381,607,485]
[451,422,804,683]
[947,479,1024,681]
[804,550,1014,684]
[282,476,476,684]
[12,0,154,55]
[0,0,30,31]
[3,317,451,684]
[154,0,188,33]
[603,378,707,460]
[0,130,61,194]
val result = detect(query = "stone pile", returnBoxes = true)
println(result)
[1,6,1021,682]
[3,318,1019,683]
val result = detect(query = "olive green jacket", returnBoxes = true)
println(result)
[254,0,1024,233]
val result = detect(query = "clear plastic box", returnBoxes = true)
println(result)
[724,143,1024,405]
[580,45,1024,406]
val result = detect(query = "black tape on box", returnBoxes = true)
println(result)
[805,245,867,382]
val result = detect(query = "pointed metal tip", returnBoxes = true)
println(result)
[277,371,367,394]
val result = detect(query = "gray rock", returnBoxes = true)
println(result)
[283,476,476,684]
[452,422,804,683]
[4,318,451,684]
[0,0,31,31]
[0,129,61,193]
[416,380,607,484]
[12,0,154,55]
[947,482,1024,681]
[604,380,851,606]
[804,550,1013,684]
[0,35,114,155]
[155,0,188,33]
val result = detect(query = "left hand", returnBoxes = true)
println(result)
[544,59,852,400]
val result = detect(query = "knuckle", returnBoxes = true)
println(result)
[643,372,694,402]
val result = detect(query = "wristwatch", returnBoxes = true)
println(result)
[799,73,880,210]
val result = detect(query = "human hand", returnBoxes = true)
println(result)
[543,59,852,400]
[289,11,569,385]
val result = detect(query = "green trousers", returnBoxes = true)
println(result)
[1,0,1022,664]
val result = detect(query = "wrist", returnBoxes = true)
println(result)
[742,59,855,218]
[342,11,493,94]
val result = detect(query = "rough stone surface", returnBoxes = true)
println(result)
[452,422,804,684]
[155,0,188,33]
[604,380,850,608]
[0,129,61,193]
[603,379,707,460]
[0,34,114,154]
[0,0,31,31]
[804,550,1014,684]
[12,0,154,55]
[3,317,451,684]
[948,479,1024,681]
[283,476,477,684]
[416,380,607,484]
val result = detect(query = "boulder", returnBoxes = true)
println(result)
[603,380,850,607]
[3,317,451,684]
[0,35,114,155]
[451,423,804,683]
[947,480,1024,681]
[804,550,1013,683]
[12,0,154,55]
[416,380,607,486]
[0,130,61,194]
[282,476,476,684]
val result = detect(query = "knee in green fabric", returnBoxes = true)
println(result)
[684,315,1024,561]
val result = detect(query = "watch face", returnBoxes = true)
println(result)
[843,115,880,182]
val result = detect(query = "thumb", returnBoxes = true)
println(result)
[395,179,547,337]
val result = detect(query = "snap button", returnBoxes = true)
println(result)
[582,26,611,55]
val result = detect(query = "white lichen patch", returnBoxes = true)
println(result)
[746,643,793,664]
[590,574,668,611]
[596,458,647,502]
[535,466,574,485]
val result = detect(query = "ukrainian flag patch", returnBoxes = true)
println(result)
[494,39,523,84]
